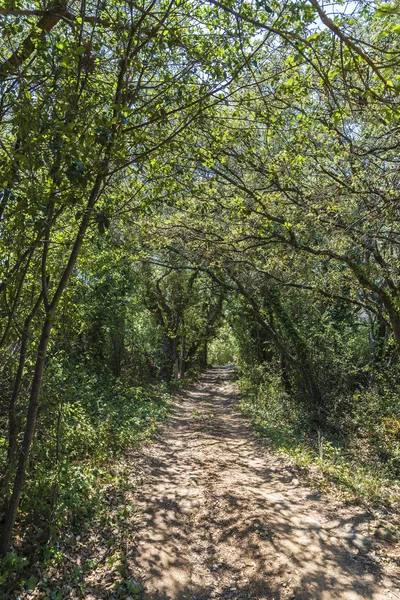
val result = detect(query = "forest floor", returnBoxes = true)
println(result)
[34,368,400,600]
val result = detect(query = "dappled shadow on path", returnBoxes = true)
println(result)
[85,368,400,600]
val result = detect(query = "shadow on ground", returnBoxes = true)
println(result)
[82,368,399,600]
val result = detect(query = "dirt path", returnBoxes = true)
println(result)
[128,368,399,600]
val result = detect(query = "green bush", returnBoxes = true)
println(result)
[237,360,400,507]
[16,365,170,531]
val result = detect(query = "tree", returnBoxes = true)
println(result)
[0,0,257,555]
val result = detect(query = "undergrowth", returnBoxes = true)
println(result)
[236,364,400,514]
[0,368,173,598]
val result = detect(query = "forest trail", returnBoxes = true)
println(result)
[127,368,400,600]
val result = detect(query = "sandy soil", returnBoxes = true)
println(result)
[127,368,400,600]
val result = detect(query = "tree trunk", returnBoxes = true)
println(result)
[179,336,185,378]
[0,316,52,555]
[172,338,179,380]
[387,303,400,347]
[163,336,179,380]
[8,292,43,462]
[199,342,208,369]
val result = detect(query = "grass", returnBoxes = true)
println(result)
[237,394,400,515]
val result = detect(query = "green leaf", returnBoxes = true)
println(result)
[26,575,38,591]
[376,3,400,17]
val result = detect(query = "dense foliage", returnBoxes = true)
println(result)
[1,0,400,592]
